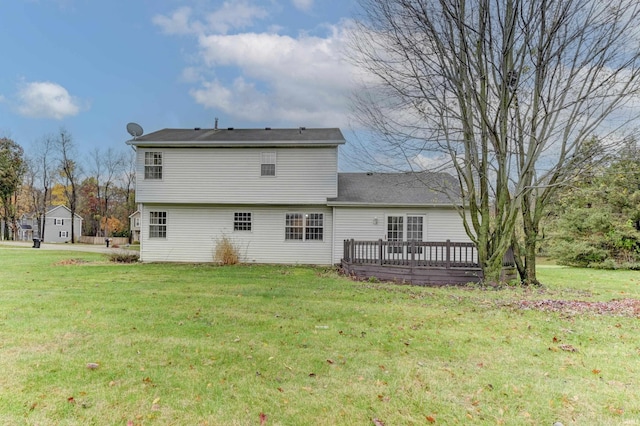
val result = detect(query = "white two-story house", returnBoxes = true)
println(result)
[127,127,471,265]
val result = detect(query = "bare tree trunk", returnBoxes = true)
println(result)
[56,128,81,244]
[349,0,640,284]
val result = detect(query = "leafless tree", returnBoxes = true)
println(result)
[56,128,81,243]
[120,148,137,216]
[349,0,640,284]
[26,135,56,239]
[88,147,125,237]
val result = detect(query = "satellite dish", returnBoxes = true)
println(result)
[126,122,144,139]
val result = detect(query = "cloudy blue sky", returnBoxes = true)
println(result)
[0,0,360,165]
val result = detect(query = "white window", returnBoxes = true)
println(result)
[387,215,424,241]
[261,152,276,176]
[59,231,69,238]
[145,152,163,179]
[305,213,324,241]
[54,218,64,226]
[407,216,424,241]
[387,215,424,253]
[149,211,167,238]
[234,212,252,231]
[285,213,323,241]
[387,216,404,242]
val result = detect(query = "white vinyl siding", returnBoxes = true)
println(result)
[332,207,472,264]
[135,147,338,204]
[139,205,333,264]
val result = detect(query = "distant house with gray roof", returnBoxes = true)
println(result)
[1,206,82,243]
[127,127,471,264]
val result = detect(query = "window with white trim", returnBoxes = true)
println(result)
[234,212,252,231]
[305,213,324,240]
[261,152,276,176]
[145,152,163,179]
[59,231,69,238]
[407,216,424,241]
[149,211,167,238]
[134,217,140,228]
[54,218,64,226]
[285,213,323,241]
[387,215,424,253]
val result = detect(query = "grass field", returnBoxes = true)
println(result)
[1,246,639,425]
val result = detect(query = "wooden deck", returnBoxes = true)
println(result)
[341,239,516,285]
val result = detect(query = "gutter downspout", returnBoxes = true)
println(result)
[331,205,336,265]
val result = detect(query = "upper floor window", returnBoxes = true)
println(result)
[145,152,163,180]
[54,218,64,226]
[149,211,167,238]
[234,212,252,231]
[261,152,276,176]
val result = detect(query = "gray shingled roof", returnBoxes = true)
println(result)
[127,128,346,147]
[329,172,461,206]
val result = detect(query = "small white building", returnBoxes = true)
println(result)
[126,127,471,264]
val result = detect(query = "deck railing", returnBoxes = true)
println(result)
[343,239,515,269]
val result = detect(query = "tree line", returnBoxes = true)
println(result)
[1,128,135,242]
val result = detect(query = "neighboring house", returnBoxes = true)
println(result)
[127,127,471,264]
[40,205,83,243]
[17,213,36,241]
[0,206,83,243]
[129,210,141,242]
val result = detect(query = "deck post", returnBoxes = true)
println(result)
[445,239,451,269]
[350,239,355,263]
[410,240,416,268]
[378,239,383,265]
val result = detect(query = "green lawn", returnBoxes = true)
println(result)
[1,247,639,425]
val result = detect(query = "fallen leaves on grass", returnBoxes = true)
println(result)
[55,258,89,266]
[259,412,268,425]
[514,299,640,317]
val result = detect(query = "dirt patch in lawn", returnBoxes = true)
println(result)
[54,258,91,266]
[514,298,640,317]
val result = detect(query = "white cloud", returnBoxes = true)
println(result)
[152,7,198,35]
[292,0,314,12]
[189,24,357,126]
[154,3,359,127]
[153,1,268,36]
[16,81,81,119]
